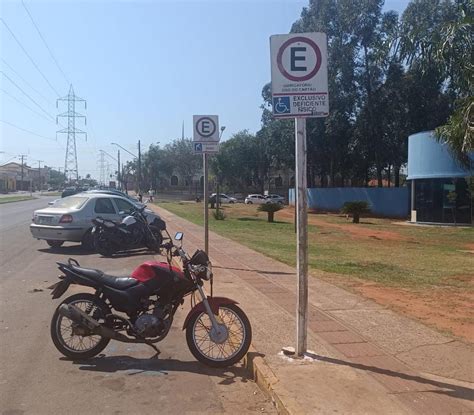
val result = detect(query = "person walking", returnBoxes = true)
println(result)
[148,188,154,202]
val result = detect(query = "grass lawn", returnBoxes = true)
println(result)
[158,201,473,290]
[0,196,35,204]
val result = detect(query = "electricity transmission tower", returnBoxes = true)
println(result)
[57,85,87,182]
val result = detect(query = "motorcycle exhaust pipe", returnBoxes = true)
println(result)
[58,304,117,339]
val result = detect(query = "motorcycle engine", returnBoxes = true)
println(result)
[133,313,164,338]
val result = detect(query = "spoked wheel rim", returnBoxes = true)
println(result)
[192,307,246,362]
[55,299,104,353]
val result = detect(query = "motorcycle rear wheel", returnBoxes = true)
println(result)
[93,232,116,257]
[186,304,251,368]
[50,293,110,360]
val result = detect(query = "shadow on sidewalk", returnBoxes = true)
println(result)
[67,355,251,386]
[213,265,294,276]
[306,352,474,402]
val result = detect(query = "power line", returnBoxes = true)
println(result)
[1,58,53,105]
[1,119,58,141]
[1,88,54,123]
[1,71,55,121]
[21,0,69,86]
[0,17,60,96]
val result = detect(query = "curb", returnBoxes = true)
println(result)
[244,346,305,415]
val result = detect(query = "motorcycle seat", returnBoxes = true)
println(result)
[70,265,139,290]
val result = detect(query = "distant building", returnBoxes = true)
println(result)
[407,131,473,225]
[0,162,51,192]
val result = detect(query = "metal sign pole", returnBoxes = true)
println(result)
[203,153,209,255]
[295,117,308,356]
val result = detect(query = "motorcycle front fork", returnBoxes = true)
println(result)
[196,284,226,339]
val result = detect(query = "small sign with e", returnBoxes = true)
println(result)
[193,115,219,142]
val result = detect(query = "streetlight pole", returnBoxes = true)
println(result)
[111,142,139,192]
[137,140,142,193]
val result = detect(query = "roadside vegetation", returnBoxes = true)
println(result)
[160,202,473,289]
[0,196,35,204]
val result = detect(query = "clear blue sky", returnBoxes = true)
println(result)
[1,0,410,179]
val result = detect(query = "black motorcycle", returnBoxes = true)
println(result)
[49,232,252,367]
[92,207,166,257]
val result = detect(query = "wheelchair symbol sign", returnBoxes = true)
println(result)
[273,97,291,114]
[194,143,203,152]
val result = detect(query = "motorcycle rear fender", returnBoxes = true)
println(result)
[182,296,238,330]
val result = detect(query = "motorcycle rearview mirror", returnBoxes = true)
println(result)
[174,232,183,241]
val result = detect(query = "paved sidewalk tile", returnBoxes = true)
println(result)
[318,330,366,344]
[333,342,385,358]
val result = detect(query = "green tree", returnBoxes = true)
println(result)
[434,0,473,166]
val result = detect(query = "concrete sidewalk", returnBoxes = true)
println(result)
[152,205,474,414]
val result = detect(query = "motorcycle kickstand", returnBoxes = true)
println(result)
[144,340,161,359]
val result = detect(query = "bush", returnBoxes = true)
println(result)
[258,203,284,223]
[341,201,371,223]
[213,209,226,220]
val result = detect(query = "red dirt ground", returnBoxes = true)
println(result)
[278,209,409,242]
[277,208,473,342]
[354,282,474,343]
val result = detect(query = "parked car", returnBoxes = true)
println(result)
[244,194,267,204]
[49,190,144,207]
[265,194,285,204]
[61,187,84,198]
[30,193,162,249]
[209,193,237,204]
[85,190,144,208]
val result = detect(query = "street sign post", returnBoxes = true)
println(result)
[193,115,220,255]
[270,32,328,357]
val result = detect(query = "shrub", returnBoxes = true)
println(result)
[213,209,226,220]
[341,201,371,223]
[258,203,283,223]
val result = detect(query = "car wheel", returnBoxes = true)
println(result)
[247,201,253,204]
[230,201,235,204]
[47,240,64,248]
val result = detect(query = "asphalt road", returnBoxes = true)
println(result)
[0,196,274,415]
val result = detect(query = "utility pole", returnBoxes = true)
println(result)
[19,154,27,191]
[37,160,44,192]
[117,150,121,190]
[98,151,106,186]
[137,140,142,192]
[57,85,87,183]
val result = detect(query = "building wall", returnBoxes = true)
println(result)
[289,187,410,218]
[407,131,473,179]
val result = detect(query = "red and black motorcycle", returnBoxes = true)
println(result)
[49,232,251,367]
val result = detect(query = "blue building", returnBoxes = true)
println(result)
[407,131,473,224]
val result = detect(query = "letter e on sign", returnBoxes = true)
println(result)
[193,115,219,142]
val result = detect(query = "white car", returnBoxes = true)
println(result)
[244,194,267,204]
[265,194,285,204]
[210,193,237,204]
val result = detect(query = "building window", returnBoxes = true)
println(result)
[415,178,471,224]
[170,176,178,186]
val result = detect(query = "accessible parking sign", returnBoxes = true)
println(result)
[270,33,329,118]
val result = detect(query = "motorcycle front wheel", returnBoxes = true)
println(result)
[50,293,110,360]
[186,304,251,367]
